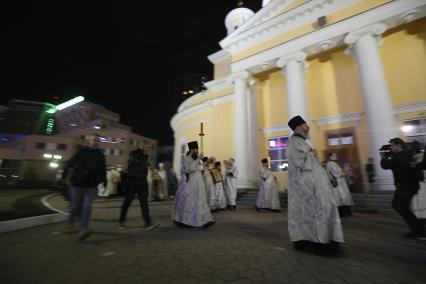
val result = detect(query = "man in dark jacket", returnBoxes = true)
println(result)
[119,142,159,230]
[62,134,106,241]
[381,138,425,239]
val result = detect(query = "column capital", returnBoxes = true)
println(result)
[276,51,307,69]
[227,71,250,84]
[344,23,387,46]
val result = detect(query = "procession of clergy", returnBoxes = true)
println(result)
[172,115,353,250]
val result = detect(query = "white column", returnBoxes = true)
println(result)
[276,51,311,124]
[229,71,255,189]
[247,79,260,186]
[345,24,398,182]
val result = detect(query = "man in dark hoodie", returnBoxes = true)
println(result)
[62,134,106,241]
[119,142,159,230]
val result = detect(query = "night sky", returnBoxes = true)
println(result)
[1,1,262,145]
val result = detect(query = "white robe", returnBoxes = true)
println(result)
[147,169,153,201]
[326,161,354,206]
[287,135,344,243]
[172,170,188,222]
[411,152,426,219]
[172,156,213,227]
[215,173,227,210]
[158,169,168,198]
[224,166,238,206]
[204,169,217,210]
[256,167,281,210]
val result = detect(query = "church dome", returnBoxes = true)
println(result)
[225,7,254,35]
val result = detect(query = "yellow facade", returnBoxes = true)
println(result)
[172,2,426,191]
[232,0,394,62]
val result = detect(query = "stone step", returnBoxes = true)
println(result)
[237,192,397,214]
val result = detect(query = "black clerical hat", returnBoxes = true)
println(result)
[188,141,199,150]
[261,158,268,164]
[288,115,306,131]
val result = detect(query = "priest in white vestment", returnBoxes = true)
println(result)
[172,141,214,228]
[326,152,354,217]
[256,158,281,211]
[224,158,238,210]
[286,115,344,249]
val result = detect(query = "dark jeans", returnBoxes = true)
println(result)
[392,190,423,234]
[119,177,152,225]
[69,187,97,229]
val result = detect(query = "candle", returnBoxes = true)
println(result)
[200,122,203,134]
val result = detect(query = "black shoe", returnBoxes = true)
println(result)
[144,222,159,231]
[77,229,92,241]
[202,221,215,228]
[255,206,260,212]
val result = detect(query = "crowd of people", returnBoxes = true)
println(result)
[60,115,426,247]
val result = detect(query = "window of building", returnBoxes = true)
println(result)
[0,159,21,169]
[267,136,289,172]
[103,149,111,155]
[57,144,67,150]
[46,143,56,150]
[402,118,426,147]
[327,133,354,147]
[35,142,46,149]
[113,149,121,156]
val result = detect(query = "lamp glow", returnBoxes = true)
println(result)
[49,162,59,168]
[401,125,414,132]
[45,96,84,114]
[43,154,53,159]
[56,96,85,111]
[53,155,62,160]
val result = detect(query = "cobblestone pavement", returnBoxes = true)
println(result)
[1,197,425,284]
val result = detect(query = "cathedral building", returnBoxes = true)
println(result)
[171,0,426,192]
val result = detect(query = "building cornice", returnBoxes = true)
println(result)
[260,102,426,134]
[221,0,302,45]
[314,112,362,126]
[171,93,234,132]
[393,101,426,115]
[221,0,358,53]
[262,124,290,134]
[203,76,233,93]
[230,0,426,74]
[207,50,231,64]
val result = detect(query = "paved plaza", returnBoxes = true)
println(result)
[1,197,425,284]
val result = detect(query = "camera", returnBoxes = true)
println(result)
[379,144,392,158]
[379,140,423,159]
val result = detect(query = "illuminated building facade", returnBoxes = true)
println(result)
[171,0,426,193]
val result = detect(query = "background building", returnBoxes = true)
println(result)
[171,0,426,193]
[0,100,55,135]
[0,97,157,185]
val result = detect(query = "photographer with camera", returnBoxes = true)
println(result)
[380,138,425,240]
